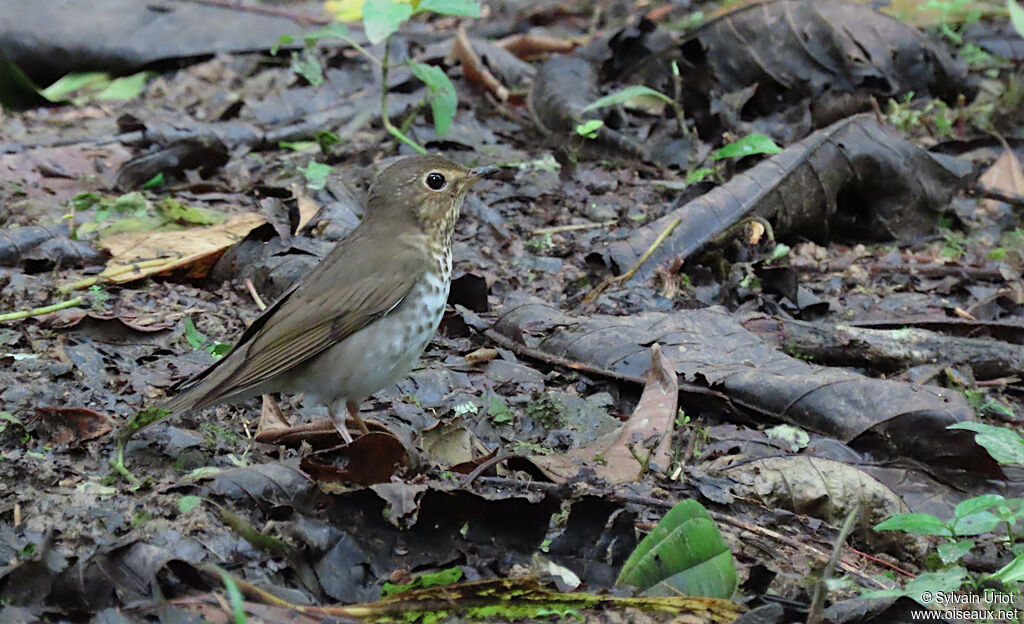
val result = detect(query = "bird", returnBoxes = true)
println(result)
[156,154,497,443]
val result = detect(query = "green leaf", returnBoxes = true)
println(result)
[178,495,202,513]
[936,540,973,565]
[40,72,109,101]
[954,494,1005,518]
[986,552,1024,584]
[155,199,227,226]
[711,133,783,161]
[271,34,294,55]
[583,85,674,112]
[1009,0,1024,39]
[489,395,513,424]
[301,161,332,190]
[363,0,414,44]
[112,192,149,216]
[303,22,350,44]
[216,569,248,624]
[685,167,715,184]
[184,317,207,350]
[141,173,164,189]
[575,119,604,139]
[278,140,319,152]
[415,0,482,17]
[952,511,1001,536]
[948,422,1024,465]
[409,61,457,136]
[0,57,48,109]
[616,499,736,599]
[208,343,233,359]
[874,513,952,537]
[95,72,153,101]
[291,49,324,86]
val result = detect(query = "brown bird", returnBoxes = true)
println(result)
[158,155,496,442]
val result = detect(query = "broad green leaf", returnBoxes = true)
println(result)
[985,552,1024,584]
[936,540,973,565]
[948,422,1024,465]
[1010,0,1024,39]
[489,395,512,424]
[616,499,736,599]
[952,511,1001,536]
[178,495,202,513]
[874,513,952,536]
[363,0,413,44]
[582,85,674,112]
[409,61,457,136]
[96,72,153,101]
[575,119,603,138]
[954,494,1004,518]
[112,192,149,216]
[40,72,109,101]
[861,567,967,601]
[291,50,324,86]
[301,161,332,190]
[711,133,782,160]
[415,0,482,17]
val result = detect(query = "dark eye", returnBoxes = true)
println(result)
[426,172,446,190]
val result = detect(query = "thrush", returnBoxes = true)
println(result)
[156,155,496,443]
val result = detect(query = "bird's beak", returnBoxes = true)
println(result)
[467,165,499,185]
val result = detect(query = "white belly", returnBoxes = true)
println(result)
[286,270,450,406]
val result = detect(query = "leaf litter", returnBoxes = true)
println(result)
[0,0,1023,621]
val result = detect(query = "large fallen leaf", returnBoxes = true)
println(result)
[978,148,1024,212]
[603,115,973,280]
[76,212,265,288]
[493,294,1002,478]
[616,499,737,599]
[530,344,677,484]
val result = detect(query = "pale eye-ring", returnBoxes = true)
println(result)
[425,172,447,190]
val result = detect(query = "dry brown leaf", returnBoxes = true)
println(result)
[530,344,677,484]
[453,26,509,102]
[97,212,265,284]
[979,149,1024,212]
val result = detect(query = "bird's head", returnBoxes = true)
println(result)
[366,155,497,245]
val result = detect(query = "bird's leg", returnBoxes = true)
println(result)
[347,401,371,435]
[331,399,355,445]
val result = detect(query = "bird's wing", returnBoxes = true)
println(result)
[165,227,426,412]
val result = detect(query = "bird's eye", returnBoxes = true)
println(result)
[425,172,446,190]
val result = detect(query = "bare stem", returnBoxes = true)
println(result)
[380,38,427,155]
[0,296,83,322]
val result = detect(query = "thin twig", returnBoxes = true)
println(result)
[244,279,267,311]
[532,220,616,235]
[380,39,427,155]
[0,297,83,323]
[583,216,682,305]
[59,258,171,292]
[807,506,859,624]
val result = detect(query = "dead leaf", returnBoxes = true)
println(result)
[979,149,1024,212]
[530,344,677,484]
[90,212,265,286]
[32,407,113,447]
